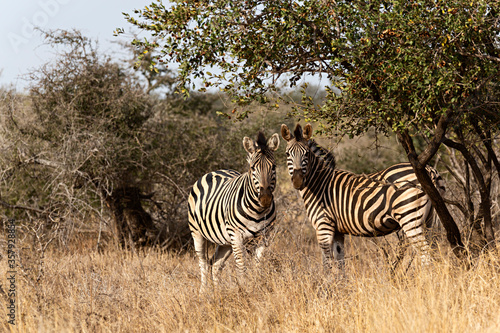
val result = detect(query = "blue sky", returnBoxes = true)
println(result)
[0,0,153,90]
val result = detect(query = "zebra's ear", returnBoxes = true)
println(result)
[243,137,256,154]
[281,124,292,141]
[267,133,280,151]
[303,124,313,140]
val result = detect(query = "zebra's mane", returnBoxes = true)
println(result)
[246,132,272,166]
[308,139,336,170]
[256,131,268,150]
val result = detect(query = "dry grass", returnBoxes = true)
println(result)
[2,171,499,332]
[1,218,500,333]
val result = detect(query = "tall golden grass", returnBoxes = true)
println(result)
[1,218,499,333]
[2,171,499,332]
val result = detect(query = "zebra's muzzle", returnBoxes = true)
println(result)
[258,187,273,208]
[291,169,305,190]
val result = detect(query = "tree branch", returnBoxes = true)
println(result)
[0,199,46,214]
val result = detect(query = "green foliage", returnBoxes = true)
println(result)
[120,0,337,118]
[320,0,500,137]
[123,0,500,137]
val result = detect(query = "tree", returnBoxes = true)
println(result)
[123,0,500,255]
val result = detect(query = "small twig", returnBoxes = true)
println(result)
[0,199,47,215]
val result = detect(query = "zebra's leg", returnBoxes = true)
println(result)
[230,233,247,279]
[333,232,345,272]
[316,226,334,272]
[192,232,211,292]
[254,242,267,264]
[254,223,274,266]
[211,245,232,286]
[399,205,432,265]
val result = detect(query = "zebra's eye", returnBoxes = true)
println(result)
[286,152,290,157]
[272,165,276,171]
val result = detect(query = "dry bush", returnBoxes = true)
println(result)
[436,143,500,253]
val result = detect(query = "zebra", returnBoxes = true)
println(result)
[281,123,445,271]
[188,131,280,291]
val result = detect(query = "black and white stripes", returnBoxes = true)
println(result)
[281,123,445,270]
[188,132,280,291]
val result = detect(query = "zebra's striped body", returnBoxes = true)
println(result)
[281,123,445,270]
[188,132,280,291]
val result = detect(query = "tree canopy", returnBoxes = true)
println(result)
[122,0,500,132]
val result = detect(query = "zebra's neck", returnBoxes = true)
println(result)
[242,171,258,197]
[308,140,336,169]
[301,141,335,196]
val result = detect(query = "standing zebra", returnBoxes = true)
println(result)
[281,123,445,271]
[188,132,280,291]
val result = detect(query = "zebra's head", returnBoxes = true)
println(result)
[243,132,280,208]
[281,123,313,191]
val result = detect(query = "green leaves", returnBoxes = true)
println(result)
[122,1,338,111]
[122,0,500,138]
[318,0,500,136]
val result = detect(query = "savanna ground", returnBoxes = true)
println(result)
[1,170,500,333]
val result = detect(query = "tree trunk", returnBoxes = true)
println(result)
[397,127,467,260]
[464,161,488,250]
[105,186,158,248]
[443,138,496,249]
